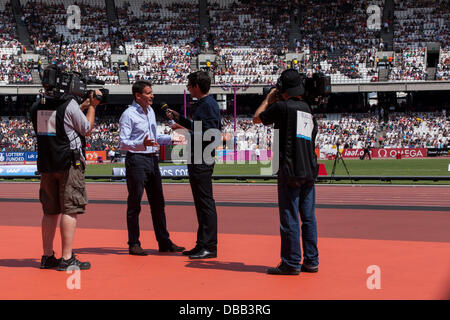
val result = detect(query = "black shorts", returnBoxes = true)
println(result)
[39,164,88,215]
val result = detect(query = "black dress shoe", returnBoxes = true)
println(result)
[189,248,217,259]
[159,242,185,253]
[129,245,148,256]
[267,262,300,275]
[182,245,202,256]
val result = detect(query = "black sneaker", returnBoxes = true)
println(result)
[267,261,300,275]
[57,254,91,271]
[40,252,60,269]
[301,264,319,273]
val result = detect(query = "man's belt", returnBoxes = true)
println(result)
[127,152,158,157]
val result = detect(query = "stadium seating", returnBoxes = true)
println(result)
[0,0,448,85]
[1,112,447,152]
[391,0,449,80]
[316,111,448,150]
[214,48,281,85]
[389,47,427,81]
[437,48,449,80]
[22,0,118,84]
[125,43,193,85]
[0,2,32,84]
[393,0,448,49]
[114,0,198,84]
[208,0,289,84]
[295,0,383,84]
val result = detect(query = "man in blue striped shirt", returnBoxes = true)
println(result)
[119,80,184,255]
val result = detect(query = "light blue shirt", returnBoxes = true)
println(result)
[119,100,172,153]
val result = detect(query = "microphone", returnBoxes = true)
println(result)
[161,102,175,125]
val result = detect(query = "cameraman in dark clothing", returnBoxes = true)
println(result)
[254,69,319,275]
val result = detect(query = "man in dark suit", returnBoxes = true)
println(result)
[167,71,221,259]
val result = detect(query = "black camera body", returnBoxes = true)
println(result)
[264,72,331,105]
[42,65,109,104]
[304,73,331,103]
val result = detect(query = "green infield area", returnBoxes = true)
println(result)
[85,158,450,184]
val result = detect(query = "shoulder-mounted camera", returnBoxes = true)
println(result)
[42,64,109,105]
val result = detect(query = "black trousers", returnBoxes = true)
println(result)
[125,153,170,247]
[187,163,218,252]
[362,148,372,160]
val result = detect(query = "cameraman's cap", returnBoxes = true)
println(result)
[278,69,305,96]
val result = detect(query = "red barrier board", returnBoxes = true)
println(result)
[341,148,428,159]
[86,151,107,162]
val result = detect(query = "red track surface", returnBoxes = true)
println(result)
[0,183,449,300]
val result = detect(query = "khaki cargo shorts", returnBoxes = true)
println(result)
[39,164,88,215]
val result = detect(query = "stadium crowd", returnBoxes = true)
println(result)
[382,112,448,149]
[0,0,448,84]
[391,0,449,80]
[292,0,381,83]
[220,115,273,151]
[115,0,199,46]
[0,117,35,152]
[437,49,450,81]
[126,44,194,85]
[393,0,449,49]
[1,56,33,84]
[1,2,33,84]
[388,47,427,81]
[214,48,282,85]
[208,0,289,85]
[1,111,447,153]
[22,0,117,84]
[316,111,448,151]
[209,0,290,50]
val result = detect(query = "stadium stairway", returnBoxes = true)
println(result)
[118,71,129,84]
[381,0,395,51]
[378,68,389,81]
[105,0,119,53]
[191,56,199,72]
[288,2,301,52]
[427,67,436,81]
[199,0,212,53]
[31,70,41,85]
[10,0,33,52]
[376,126,387,148]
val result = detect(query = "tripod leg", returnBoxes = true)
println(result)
[340,157,353,184]
[329,155,339,184]
[331,158,338,176]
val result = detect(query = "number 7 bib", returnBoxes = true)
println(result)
[296,111,313,141]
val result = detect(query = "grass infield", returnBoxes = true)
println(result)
[84,158,450,185]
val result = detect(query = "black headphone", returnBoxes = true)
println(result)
[276,70,306,93]
[276,76,284,92]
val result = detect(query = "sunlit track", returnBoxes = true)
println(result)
[1,183,449,208]
[1,182,450,300]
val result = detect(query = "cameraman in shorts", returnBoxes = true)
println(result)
[31,65,102,271]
